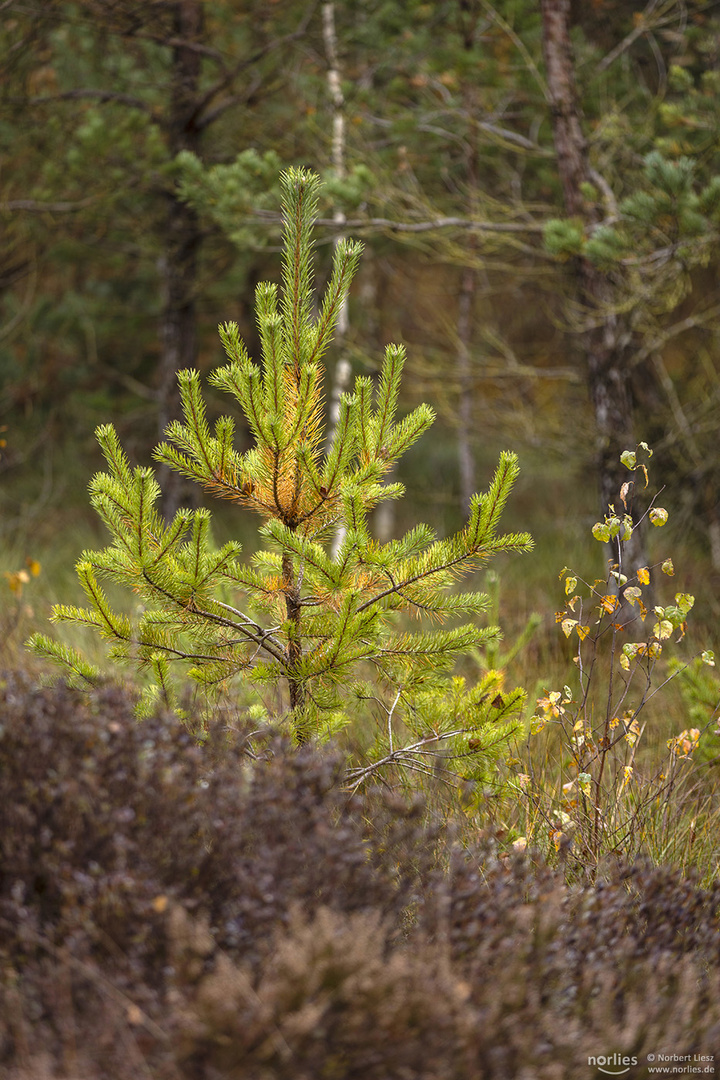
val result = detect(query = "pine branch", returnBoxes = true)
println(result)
[26,635,102,688]
[308,237,363,366]
[281,168,319,371]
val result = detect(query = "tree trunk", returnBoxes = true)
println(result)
[282,552,307,743]
[157,0,204,519]
[540,0,644,579]
[322,1,353,559]
[457,264,477,514]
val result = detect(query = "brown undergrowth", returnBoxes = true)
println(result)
[2,672,720,1078]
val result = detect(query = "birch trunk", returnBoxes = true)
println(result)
[322,1,352,557]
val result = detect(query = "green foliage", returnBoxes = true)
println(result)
[543,218,584,258]
[176,147,285,249]
[29,169,532,765]
[546,149,720,289]
[177,151,377,248]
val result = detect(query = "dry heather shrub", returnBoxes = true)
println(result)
[419,849,720,1075]
[2,672,720,1079]
[0,672,436,1077]
[168,903,475,1080]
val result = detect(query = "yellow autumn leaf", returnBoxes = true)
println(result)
[667,728,700,759]
[600,594,619,615]
[26,557,42,577]
[637,567,649,585]
[536,690,564,719]
[624,718,641,745]
[561,618,577,638]
[551,830,568,852]
[4,569,30,595]
[576,624,590,641]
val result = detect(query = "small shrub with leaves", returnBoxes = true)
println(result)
[519,444,718,876]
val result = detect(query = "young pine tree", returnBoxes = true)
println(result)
[30,169,532,761]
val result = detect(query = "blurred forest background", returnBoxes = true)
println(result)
[2,0,720,636]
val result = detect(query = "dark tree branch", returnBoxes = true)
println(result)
[1,197,97,212]
[189,0,319,129]
[195,72,265,131]
[26,88,156,113]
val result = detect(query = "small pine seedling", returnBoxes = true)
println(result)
[29,169,533,750]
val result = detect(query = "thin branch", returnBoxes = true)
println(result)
[195,72,265,130]
[249,208,545,236]
[386,686,402,754]
[346,727,467,786]
[314,215,545,234]
[480,0,549,102]
[130,34,228,62]
[94,362,158,402]
[26,88,156,113]
[191,0,318,128]
[1,196,97,213]
[213,600,286,652]
[0,250,36,343]
[595,0,674,74]
[140,569,288,666]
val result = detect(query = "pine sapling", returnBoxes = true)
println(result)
[29,169,533,755]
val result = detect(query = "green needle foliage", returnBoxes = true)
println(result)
[29,169,532,751]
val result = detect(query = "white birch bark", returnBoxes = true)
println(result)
[322,2,352,557]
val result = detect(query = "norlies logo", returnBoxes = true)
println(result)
[588,1054,638,1075]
